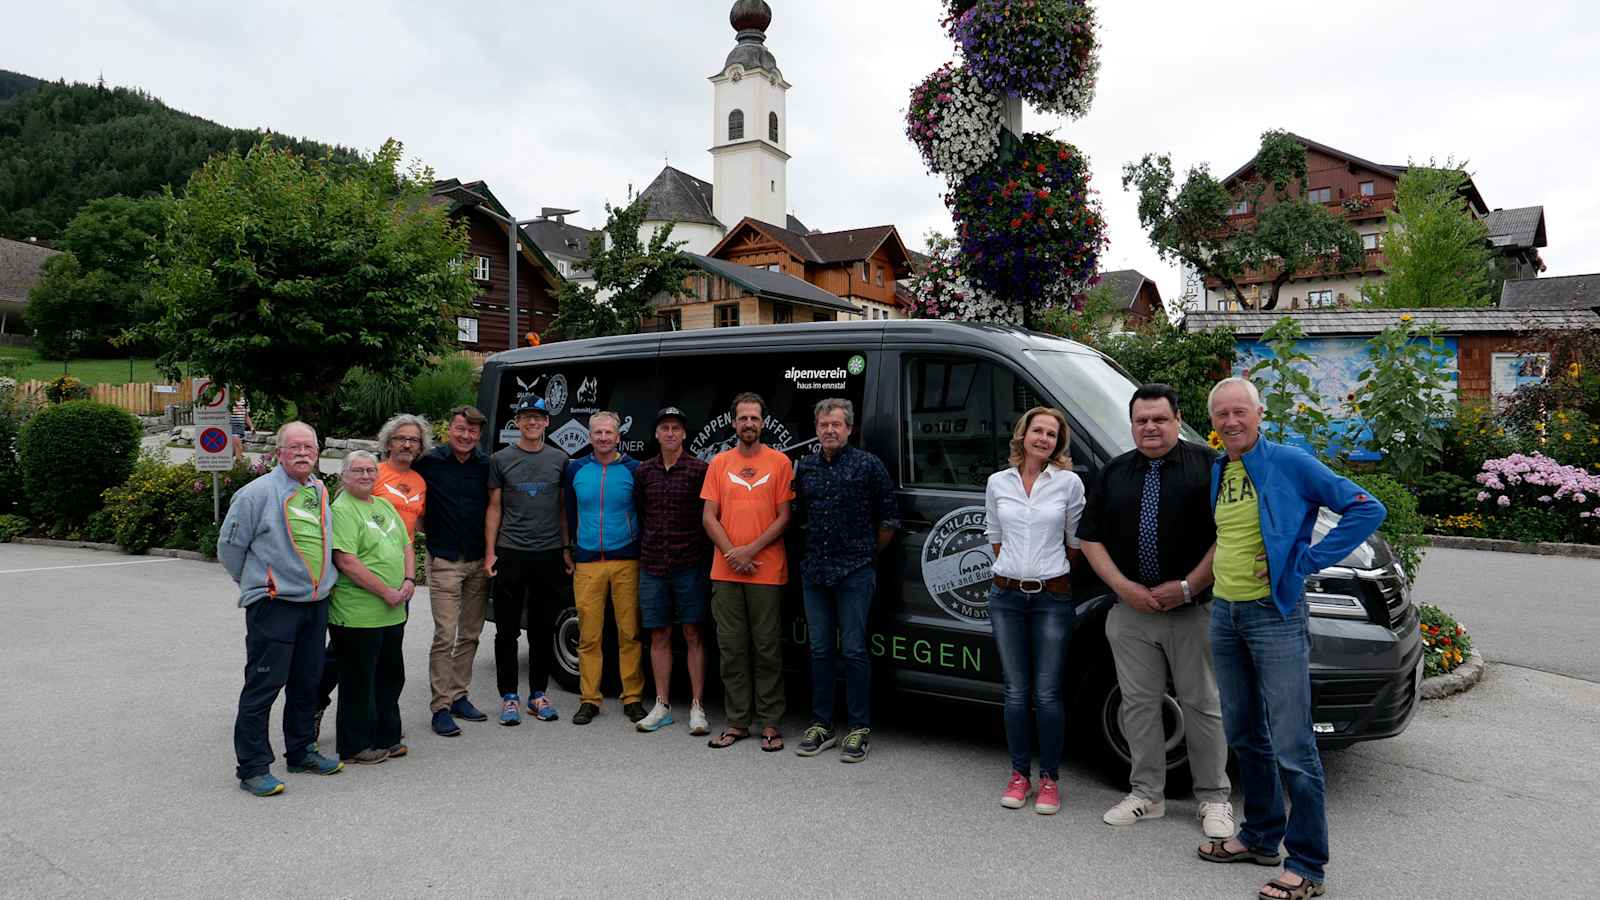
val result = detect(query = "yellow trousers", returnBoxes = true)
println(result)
[572,560,645,706]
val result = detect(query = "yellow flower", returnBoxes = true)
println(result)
[1570,362,1584,378]
[1400,313,1413,322]
[1564,432,1573,441]
[1534,422,1545,432]
[1208,430,1224,450]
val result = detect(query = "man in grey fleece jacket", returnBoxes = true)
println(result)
[218,421,343,796]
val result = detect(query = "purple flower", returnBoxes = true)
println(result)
[1497,495,1511,508]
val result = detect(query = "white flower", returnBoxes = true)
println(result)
[1391,431,1407,444]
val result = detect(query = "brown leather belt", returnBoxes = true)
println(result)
[992,574,1071,594]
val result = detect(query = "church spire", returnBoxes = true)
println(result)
[723,0,779,76]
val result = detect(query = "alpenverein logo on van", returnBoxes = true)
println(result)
[784,365,851,391]
[921,505,996,622]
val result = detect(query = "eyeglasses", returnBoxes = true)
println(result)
[346,466,378,475]
[390,436,423,445]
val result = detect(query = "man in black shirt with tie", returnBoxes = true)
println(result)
[1077,384,1235,840]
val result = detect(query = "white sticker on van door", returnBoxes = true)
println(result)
[548,418,590,455]
[921,505,995,622]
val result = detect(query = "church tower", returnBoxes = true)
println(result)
[709,0,790,230]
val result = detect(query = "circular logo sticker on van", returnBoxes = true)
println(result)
[545,374,568,416]
[847,354,866,376]
[921,505,995,622]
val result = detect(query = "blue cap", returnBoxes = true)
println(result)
[514,396,549,416]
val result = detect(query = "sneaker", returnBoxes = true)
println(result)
[794,723,837,757]
[688,703,710,736]
[386,743,408,758]
[499,694,522,726]
[636,700,674,732]
[286,750,344,776]
[431,709,461,737]
[343,748,388,765]
[450,696,488,722]
[1000,772,1031,809]
[239,774,285,797]
[1034,777,1062,815]
[572,702,600,725]
[623,701,648,723]
[528,691,559,722]
[1199,801,1237,839]
[840,727,870,763]
[1104,793,1166,826]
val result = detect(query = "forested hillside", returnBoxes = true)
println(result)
[0,70,357,241]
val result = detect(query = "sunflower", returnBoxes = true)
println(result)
[1207,430,1224,450]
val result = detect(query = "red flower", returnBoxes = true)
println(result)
[1036,189,1049,199]
[1010,218,1022,229]
[1036,163,1046,174]
[1045,206,1055,216]
[1442,637,1453,646]
[1058,149,1068,161]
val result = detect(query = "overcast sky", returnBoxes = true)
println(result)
[8,0,1599,302]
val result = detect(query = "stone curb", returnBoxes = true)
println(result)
[1425,534,1600,560]
[13,536,212,562]
[1420,649,1487,700]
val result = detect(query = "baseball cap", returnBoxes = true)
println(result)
[514,396,550,417]
[655,406,688,427]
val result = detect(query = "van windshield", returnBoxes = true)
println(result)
[1024,349,1208,455]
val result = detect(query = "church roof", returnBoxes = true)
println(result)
[638,166,721,228]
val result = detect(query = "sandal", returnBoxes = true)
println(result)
[1197,841,1283,867]
[707,729,749,749]
[1258,877,1325,900]
[760,730,784,752]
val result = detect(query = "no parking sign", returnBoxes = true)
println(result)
[193,378,233,472]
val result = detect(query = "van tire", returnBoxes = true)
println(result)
[550,605,581,695]
[1075,662,1195,798]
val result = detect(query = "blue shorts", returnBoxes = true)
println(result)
[638,567,710,629]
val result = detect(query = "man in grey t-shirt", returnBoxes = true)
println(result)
[485,397,570,725]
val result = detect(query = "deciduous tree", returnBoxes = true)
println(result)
[547,196,697,341]
[1361,163,1495,308]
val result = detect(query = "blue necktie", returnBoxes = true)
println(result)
[1138,459,1163,585]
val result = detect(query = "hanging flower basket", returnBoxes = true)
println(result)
[952,0,1100,119]
[948,132,1108,306]
[908,241,1019,322]
[905,63,1005,181]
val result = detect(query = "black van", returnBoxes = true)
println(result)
[477,320,1422,785]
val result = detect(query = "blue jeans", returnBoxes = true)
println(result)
[1211,596,1328,885]
[987,587,1074,780]
[803,564,876,729]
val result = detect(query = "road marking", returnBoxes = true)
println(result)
[0,558,180,575]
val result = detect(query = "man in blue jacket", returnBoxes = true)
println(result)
[219,421,344,796]
[1197,378,1385,900]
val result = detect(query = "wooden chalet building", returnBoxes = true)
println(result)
[649,253,861,330]
[431,179,565,352]
[1094,269,1165,329]
[709,217,914,320]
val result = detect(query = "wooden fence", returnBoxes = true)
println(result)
[17,380,187,416]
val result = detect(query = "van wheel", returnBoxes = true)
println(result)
[1077,666,1194,797]
[551,605,581,695]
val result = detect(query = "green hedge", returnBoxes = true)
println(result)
[18,400,141,528]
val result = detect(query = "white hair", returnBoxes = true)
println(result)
[588,410,621,432]
[377,413,432,458]
[1207,376,1263,412]
[341,449,379,475]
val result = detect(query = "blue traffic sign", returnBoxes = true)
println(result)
[199,427,229,454]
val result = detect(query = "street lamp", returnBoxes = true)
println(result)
[475,207,546,351]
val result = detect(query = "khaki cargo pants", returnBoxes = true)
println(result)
[428,555,489,712]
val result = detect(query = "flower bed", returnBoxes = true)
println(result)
[905,63,1004,182]
[950,0,1100,119]
[1418,604,1472,677]
[1472,453,1600,544]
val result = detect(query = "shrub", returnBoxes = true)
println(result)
[1471,452,1600,545]
[18,400,141,527]
[101,455,265,554]
[1418,604,1473,677]
[1094,319,1236,430]
[0,512,28,542]
[1411,471,1476,517]
[409,357,478,425]
[0,408,21,515]
[1349,471,1426,581]
[332,367,411,437]
[44,374,90,403]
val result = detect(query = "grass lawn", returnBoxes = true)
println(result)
[0,345,181,385]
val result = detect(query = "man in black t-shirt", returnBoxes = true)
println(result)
[485,397,570,725]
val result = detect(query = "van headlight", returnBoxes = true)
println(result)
[1304,570,1368,619]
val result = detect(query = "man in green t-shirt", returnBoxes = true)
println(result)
[328,450,415,765]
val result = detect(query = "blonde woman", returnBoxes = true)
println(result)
[983,407,1086,816]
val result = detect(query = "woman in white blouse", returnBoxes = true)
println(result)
[983,406,1086,816]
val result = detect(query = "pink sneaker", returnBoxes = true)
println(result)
[1034,777,1061,815]
[1000,772,1031,809]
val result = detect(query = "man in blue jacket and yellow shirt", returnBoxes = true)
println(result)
[1197,378,1386,900]
[562,410,646,726]
[219,421,344,796]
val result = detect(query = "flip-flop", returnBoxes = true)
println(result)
[1197,841,1283,866]
[760,731,784,752]
[707,729,749,749]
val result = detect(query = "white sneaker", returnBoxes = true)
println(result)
[1199,801,1236,839]
[687,702,710,736]
[1102,793,1166,826]
[636,700,673,732]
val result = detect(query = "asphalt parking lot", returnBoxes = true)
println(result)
[0,543,1593,899]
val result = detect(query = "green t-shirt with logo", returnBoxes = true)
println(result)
[287,483,326,584]
[1213,460,1270,601]
[329,492,408,628]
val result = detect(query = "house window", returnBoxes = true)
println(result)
[1306,289,1334,308]
[765,263,780,272]
[875,266,884,286]
[1359,181,1375,197]
[772,303,793,324]
[456,316,479,344]
[814,312,835,322]
[1230,200,1250,215]
[1362,233,1379,251]
[657,309,681,331]
[471,256,490,281]
[557,260,570,276]
[769,111,779,142]
[728,109,744,141]
[860,261,870,280]
[715,303,740,327]
[1307,187,1333,204]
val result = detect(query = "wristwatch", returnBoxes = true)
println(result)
[1180,579,1192,603]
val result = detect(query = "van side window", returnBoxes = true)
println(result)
[902,355,1036,488]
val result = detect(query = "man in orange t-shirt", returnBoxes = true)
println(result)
[374,417,429,538]
[701,392,793,752]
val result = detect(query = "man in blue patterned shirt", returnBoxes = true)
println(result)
[791,398,897,763]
